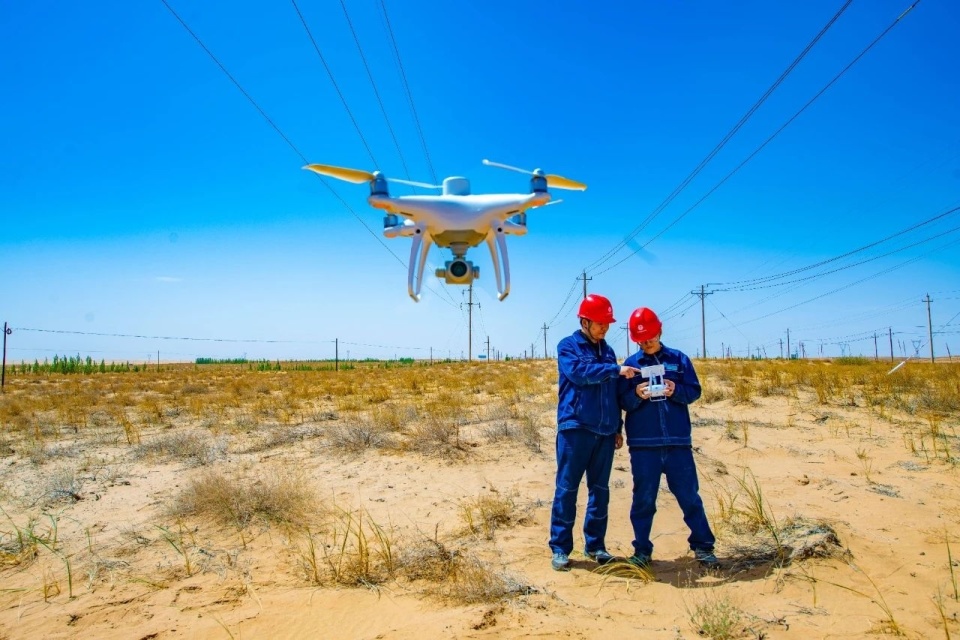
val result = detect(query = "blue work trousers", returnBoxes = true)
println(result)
[629,446,715,557]
[549,428,616,555]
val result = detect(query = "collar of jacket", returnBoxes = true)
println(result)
[571,329,606,350]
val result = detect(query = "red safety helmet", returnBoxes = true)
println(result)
[578,294,616,324]
[629,307,662,343]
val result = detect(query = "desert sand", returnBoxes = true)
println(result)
[0,359,958,639]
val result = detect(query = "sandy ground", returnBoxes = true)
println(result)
[1,363,959,639]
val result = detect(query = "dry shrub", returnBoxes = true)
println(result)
[459,492,522,539]
[244,424,324,453]
[397,536,460,582]
[441,557,528,604]
[324,419,395,453]
[171,468,320,532]
[701,385,729,403]
[406,415,468,458]
[135,430,227,465]
[481,416,542,452]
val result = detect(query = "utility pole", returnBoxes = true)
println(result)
[486,336,491,361]
[690,285,715,358]
[621,324,630,357]
[786,328,791,360]
[924,293,935,363]
[335,338,339,371]
[531,343,536,359]
[873,333,878,361]
[580,270,592,299]
[463,284,479,361]
[889,327,894,361]
[1,322,11,390]
[779,338,783,359]
[430,346,433,365]
[721,342,725,360]
[542,323,549,359]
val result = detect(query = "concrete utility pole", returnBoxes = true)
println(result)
[924,293,935,363]
[531,343,536,359]
[787,328,791,360]
[779,338,783,359]
[580,271,592,299]
[690,285,715,359]
[873,333,878,361]
[1,322,11,390]
[335,338,339,371]
[486,336,491,361]
[542,323,548,359]
[464,284,479,360]
[889,327,894,360]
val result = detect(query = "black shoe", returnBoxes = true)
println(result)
[694,549,720,568]
[625,553,651,569]
[585,549,615,565]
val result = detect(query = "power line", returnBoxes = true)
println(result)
[716,204,960,289]
[162,0,458,308]
[290,0,379,166]
[738,234,960,327]
[722,218,960,292]
[378,0,438,185]
[14,327,324,344]
[337,0,416,184]
[583,0,854,274]
[593,0,922,277]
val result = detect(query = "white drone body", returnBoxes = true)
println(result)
[303,160,586,302]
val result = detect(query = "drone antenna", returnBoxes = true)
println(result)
[482,159,531,175]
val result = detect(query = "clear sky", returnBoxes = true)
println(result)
[2,0,959,363]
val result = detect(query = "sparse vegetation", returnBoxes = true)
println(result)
[0,358,957,637]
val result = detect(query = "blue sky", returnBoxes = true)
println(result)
[2,0,959,362]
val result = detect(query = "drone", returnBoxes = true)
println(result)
[303,159,586,302]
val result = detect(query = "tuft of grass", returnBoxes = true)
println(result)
[441,556,525,604]
[686,589,746,640]
[135,431,227,466]
[796,564,907,637]
[323,419,393,454]
[594,559,655,584]
[459,491,520,540]
[321,507,397,587]
[171,468,320,541]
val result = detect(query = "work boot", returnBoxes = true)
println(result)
[625,553,651,569]
[585,549,615,565]
[694,549,720,569]
[551,552,571,572]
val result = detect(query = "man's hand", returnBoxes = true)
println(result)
[636,381,650,399]
[664,379,676,397]
[619,366,642,379]
[614,433,624,449]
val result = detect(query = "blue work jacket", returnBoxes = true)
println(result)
[557,330,623,436]
[619,344,701,447]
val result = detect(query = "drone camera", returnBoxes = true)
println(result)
[436,259,479,285]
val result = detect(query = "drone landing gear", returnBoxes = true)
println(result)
[406,224,432,302]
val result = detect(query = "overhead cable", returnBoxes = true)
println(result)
[593,0,922,278]
[584,0,855,274]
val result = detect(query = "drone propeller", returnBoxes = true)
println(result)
[303,163,440,189]
[482,159,587,191]
[531,199,564,209]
